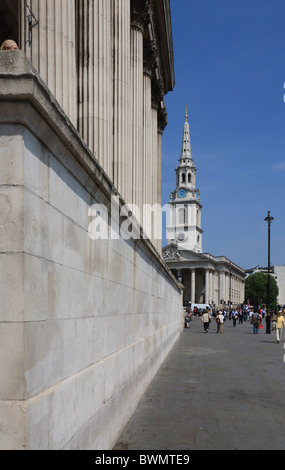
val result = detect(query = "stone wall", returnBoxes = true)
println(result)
[0,52,183,450]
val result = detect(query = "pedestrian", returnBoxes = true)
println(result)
[232,309,238,327]
[272,312,277,331]
[216,311,224,334]
[238,309,243,324]
[248,309,253,324]
[184,313,191,328]
[251,309,261,334]
[261,308,266,319]
[275,310,285,343]
[201,309,211,333]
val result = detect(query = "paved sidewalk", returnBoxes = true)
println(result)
[114,315,285,450]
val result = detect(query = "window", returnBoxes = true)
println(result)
[0,0,19,47]
[178,207,185,225]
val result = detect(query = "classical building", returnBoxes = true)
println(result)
[0,1,183,450]
[163,112,245,308]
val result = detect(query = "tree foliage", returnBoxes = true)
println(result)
[245,272,279,308]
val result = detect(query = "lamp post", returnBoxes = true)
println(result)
[264,211,274,334]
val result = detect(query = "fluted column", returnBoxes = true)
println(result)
[112,0,131,201]
[142,37,159,240]
[130,21,144,214]
[157,108,167,252]
[22,0,77,126]
[191,269,196,303]
[205,269,210,304]
[142,66,152,239]
[151,103,159,250]
[77,0,112,175]
[219,270,226,304]
[209,269,213,303]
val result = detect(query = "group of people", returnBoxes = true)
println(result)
[200,309,224,334]
[195,306,285,343]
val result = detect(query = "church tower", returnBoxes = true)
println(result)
[167,109,203,252]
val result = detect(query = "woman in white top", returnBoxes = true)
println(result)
[201,309,211,333]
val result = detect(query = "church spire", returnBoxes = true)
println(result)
[180,106,192,161]
[167,108,203,253]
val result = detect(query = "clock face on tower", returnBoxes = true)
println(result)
[177,189,186,198]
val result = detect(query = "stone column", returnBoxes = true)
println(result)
[22,0,77,126]
[151,102,158,250]
[77,0,113,176]
[130,4,144,215]
[191,269,196,303]
[156,123,164,253]
[112,0,131,201]
[226,271,231,305]
[142,45,153,239]
[205,269,210,304]
[209,269,213,304]
[219,270,226,305]
[151,77,165,252]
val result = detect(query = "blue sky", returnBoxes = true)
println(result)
[162,0,285,270]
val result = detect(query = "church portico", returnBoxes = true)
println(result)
[175,267,205,305]
[163,244,245,308]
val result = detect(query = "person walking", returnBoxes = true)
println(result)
[251,309,261,334]
[232,309,238,327]
[275,310,285,343]
[238,309,243,324]
[201,309,211,333]
[216,311,224,334]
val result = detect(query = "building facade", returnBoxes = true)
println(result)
[0,0,175,250]
[0,1,183,450]
[163,113,245,309]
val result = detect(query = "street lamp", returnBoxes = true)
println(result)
[264,211,274,334]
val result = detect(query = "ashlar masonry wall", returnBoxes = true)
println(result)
[0,51,183,450]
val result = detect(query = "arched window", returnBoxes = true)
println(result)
[181,173,185,183]
[188,173,191,183]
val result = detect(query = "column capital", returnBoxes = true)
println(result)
[131,0,152,33]
[157,107,168,133]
